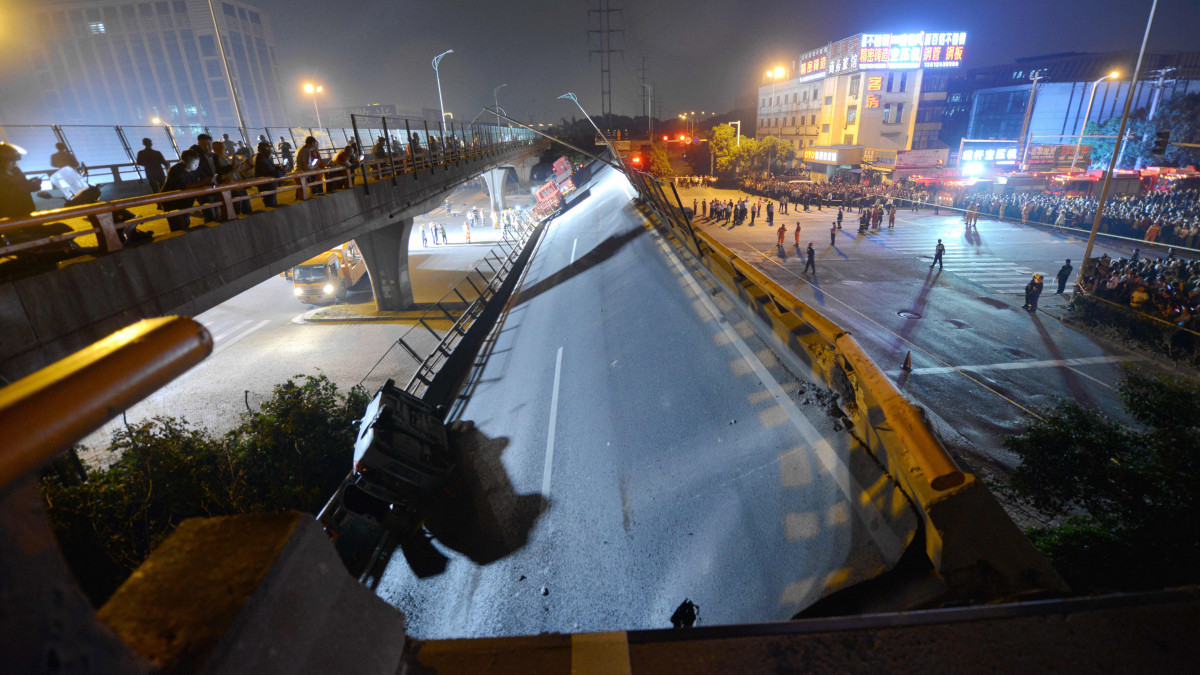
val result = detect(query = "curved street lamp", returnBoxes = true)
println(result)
[432,49,454,137]
[493,83,508,129]
[1071,71,1119,172]
[559,92,621,168]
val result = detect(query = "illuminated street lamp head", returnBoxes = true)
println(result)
[773,66,785,78]
[432,49,454,70]
[151,117,161,125]
[303,83,322,94]
[1108,71,1119,78]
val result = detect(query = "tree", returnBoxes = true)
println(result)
[731,137,761,175]
[646,142,673,179]
[759,136,796,174]
[41,374,369,605]
[708,124,740,174]
[1003,368,1200,592]
[1083,93,1200,170]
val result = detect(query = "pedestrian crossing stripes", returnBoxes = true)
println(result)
[851,228,1042,293]
[203,318,272,355]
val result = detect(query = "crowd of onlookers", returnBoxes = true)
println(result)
[737,176,932,210]
[1080,249,1200,329]
[948,189,1200,248]
[674,175,717,188]
[1,129,488,229]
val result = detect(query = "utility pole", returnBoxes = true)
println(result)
[588,0,623,131]
[639,57,649,138]
[1083,0,1158,269]
[1017,70,1042,171]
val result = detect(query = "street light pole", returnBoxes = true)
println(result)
[493,83,508,130]
[1082,0,1158,268]
[207,0,249,140]
[641,84,653,138]
[432,49,454,138]
[559,92,623,170]
[303,83,323,128]
[1071,71,1118,172]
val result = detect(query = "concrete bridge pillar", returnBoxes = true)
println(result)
[357,217,414,311]
[513,157,536,185]
[481,168,508,214]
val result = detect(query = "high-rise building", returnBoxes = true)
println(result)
[758,31,963,182]
[29,0,286,133]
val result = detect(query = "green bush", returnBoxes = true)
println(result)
[40,374,369,606]
[1004,368,1200,593]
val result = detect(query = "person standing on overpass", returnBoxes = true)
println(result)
[803,242,816,274]
[793,222,802,251]
[137,138,170,193]
[830,222,838,246]
[930,239,945,270]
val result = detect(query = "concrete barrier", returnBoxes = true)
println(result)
[629,177,1066,604]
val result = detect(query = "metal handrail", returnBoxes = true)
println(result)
[0,137,533,260]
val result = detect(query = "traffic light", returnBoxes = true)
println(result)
[1152,128,1171,154]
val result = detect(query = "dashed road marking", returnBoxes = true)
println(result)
[542,345,564,498]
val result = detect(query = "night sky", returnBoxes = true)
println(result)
[2,0,1200,125]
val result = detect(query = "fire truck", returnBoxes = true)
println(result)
[531,156,576,220]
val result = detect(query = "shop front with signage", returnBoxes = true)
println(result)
[802,146,864,181]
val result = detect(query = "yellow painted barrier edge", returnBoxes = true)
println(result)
[0,316,213,489]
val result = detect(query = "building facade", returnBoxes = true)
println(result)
[943,50,1200,154]
[758,31,962,181]
[30,0,286,133]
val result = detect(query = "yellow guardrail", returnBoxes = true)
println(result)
[626,173,1067,601]
[0,316,212,489]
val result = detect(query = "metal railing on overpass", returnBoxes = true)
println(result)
[0,117,537,275]
[0,119,532,186]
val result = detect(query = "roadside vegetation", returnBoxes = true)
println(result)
[39,374,368,606]
[1000,368,1200,592]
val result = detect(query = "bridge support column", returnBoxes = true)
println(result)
[357,218,414,311]
[481,167,507,215]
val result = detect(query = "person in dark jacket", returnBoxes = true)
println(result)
[159,149,212,232]
[0,143,43,221]
[50,142,81,171]
[254,141,284,208]
[1023,273,1044,312]
[1056,259,1074,294]
[136,138,170,193]
[187,134,219,221]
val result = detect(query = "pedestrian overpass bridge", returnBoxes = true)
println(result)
[0,130,545,381]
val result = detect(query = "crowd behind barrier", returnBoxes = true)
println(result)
[732,176,1200,250]
[1078,250,1200,330]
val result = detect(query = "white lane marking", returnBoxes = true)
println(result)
[655,237,907,561]
[893,354,1136,376]
[570,238,578,264]
[542,345,564,498]
[212,319,270,356]
[1067,366,1115,389]
[209,319,251,343]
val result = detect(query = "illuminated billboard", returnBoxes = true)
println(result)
[827,35,861,75]
[859,31,966,70]
[798,46,829,82]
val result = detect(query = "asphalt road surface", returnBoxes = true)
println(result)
[678,187,1170,468]
[373,166,920,638]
